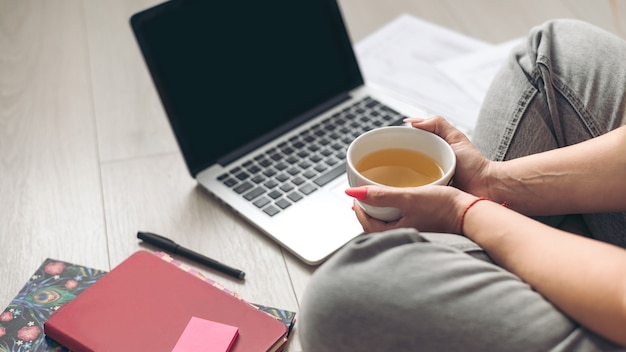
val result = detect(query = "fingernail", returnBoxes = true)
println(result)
[403,117,425,123]
[345,187,368,200]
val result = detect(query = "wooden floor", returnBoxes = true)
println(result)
[1,1,623,350]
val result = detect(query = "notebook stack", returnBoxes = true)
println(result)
[0,251,296,352]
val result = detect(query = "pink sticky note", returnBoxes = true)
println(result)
[172,317,239,352]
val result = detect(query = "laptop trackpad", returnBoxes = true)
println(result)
[329,178,352,207]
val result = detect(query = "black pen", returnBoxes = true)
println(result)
[137,231,245,280]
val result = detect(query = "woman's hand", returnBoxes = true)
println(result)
[347,185,476,234]
[404,116,493,198]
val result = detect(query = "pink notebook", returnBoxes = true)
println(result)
[44,251,288,352]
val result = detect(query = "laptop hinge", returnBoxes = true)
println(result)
[217,92,351,166]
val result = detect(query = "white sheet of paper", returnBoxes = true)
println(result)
[354,14,492,134]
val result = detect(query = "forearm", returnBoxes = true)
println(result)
[487,125,626,216]
[463,199,626,346]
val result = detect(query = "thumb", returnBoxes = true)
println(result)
[405,116,468,146]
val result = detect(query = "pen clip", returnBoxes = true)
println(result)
[138,231,176,244]
[137,231,181,253]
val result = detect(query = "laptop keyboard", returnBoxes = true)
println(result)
[217,96,406,216]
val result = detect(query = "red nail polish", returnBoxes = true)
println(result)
[345,187,367,200]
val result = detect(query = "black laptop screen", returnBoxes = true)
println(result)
[131,0,363,176]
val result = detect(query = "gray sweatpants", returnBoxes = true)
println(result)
[299,19,626,351]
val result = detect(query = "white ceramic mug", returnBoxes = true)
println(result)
[346,126,456,221]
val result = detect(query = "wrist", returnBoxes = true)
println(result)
[457,194,511,236]
[458,196,490,235]
[452,193,480,234]
[485,161,508,204]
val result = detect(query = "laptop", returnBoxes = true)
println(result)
[130,0,427,265]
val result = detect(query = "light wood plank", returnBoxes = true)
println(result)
[84,0,178,163]
[0,0,109,308]
[564,0,626,38]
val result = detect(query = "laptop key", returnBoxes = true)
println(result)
[291,176,306,185]
[310,154,323,163]
[244,186,265,201]
[263,169,277,177]
[253,196,271,208]
[299,183,317,195]
[313,161,346,186]
[391,117,406,126]
[251,175,265,184]
[268,190,282,199]
[275,173,290,182]
[246,164,262,174]
[233,181,253,194]
[303,170,317,179]
[325,158,339,166]
[314,164,327,173]
[280,183,294,192]
[258,158,273,167]
[263,205,280,216]
[234,171,249,180]
[264,179,279,189]
[222,177,238,188]
[274,162,288,171]
[287,191,303,202]
[275,198,291,209]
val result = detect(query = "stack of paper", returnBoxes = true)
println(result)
[355,14,524,137]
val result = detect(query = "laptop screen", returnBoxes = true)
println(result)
[131,0,363,176]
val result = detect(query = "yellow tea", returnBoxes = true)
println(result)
[356,148,443,187]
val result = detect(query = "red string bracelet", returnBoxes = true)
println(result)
[459,197,509,234]
[459,197,490,234]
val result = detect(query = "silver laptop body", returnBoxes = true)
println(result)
[131,0,425,264]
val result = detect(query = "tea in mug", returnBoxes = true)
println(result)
[355,148,443,187]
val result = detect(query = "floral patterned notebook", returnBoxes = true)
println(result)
[0,254,296,352]
[0,259,106,352]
